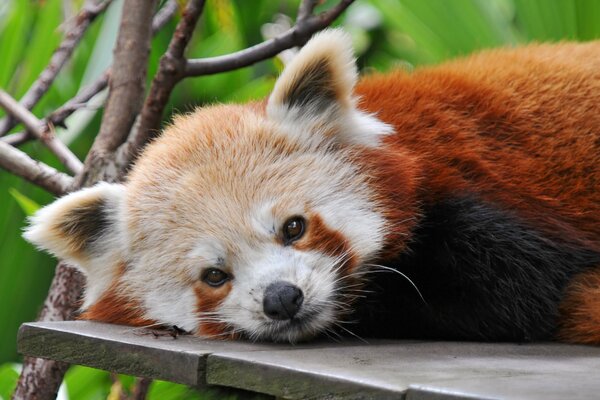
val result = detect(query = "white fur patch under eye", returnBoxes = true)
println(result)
[143,286,198,332]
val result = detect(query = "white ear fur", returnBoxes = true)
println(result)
[24,182,127,276]
[267,28,392,147]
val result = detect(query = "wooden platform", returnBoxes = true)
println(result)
[18,321,600,399]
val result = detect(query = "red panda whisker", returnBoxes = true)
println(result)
[365,263,427,306]
[127,321,172,333]
[322,330,343,343]
[332,322,369,344]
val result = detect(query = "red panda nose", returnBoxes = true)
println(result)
[263,281,304,320]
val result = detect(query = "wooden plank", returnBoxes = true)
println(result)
[18,321,600,399]
[207,342,600,399]
[17,321,270,386]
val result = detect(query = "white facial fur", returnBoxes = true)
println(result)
[121,122,387,340]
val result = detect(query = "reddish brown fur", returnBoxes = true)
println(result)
[80,288,155,327]
[296,214,358,272]
[193,282,234,338]
[355,42,600,343]
[560,269,600,343]
[79,263,155,326]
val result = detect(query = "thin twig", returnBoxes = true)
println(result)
[183,0,354,76]
[1,131,28,146]
[48,70,111,129]
[0,141,73,196]
[132,377,152,400]
[297,0,318,24]
[151,0,179,33]
[0,90,83,174]
[48,0,178,130]
[118,0,206,170]
[0,0,113,136]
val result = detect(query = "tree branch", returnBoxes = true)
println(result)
[1,131,28,147]
[13,263,85,400]
[0,90,83,174]
[151,0,179,33]
[184,0,354,77]
[117,0,206,170]
[0,141,73,196]
[7,0,179,148]
[132,377,152,400]
[76,0,159,186]
[0,0,113,136]
[297,0,318,24]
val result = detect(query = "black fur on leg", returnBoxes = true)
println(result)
[352,196,600,341]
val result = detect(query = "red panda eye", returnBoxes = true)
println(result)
[202,268,229,287]
[282,216,306,245]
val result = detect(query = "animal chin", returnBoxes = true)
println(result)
[260,310,329,343]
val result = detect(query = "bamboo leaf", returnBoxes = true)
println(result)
[8,188,41,216]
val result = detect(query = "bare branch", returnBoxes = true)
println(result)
[13,263,85,400]
[76,0,159,185]
[117,0,206,170]
[184,0,354,77]
[152,0,179,33]
[0,90,83,174]
[297,0,318,24]
[48,70,110,129]
[0,0,113,136]
[0,141,73,196]
[3,1,179,149]
[45,1,179,133]
[1,131,28,147]
[132,377,152,400]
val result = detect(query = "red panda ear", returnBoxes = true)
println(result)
[23,182,126,278]
[267,29,392,147]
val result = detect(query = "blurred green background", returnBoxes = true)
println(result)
[0,0,598,398]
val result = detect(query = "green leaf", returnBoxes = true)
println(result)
[8,188,41,216]
[0,363,19,400]
[64,366,111,400]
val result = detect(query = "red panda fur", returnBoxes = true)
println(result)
[30,37,599,344]
[354,42,600,342]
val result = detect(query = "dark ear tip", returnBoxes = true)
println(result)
[282,58,338,109]
[22,183,126,262]
[267,29,357,113]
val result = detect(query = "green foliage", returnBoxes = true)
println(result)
[8,188,41,216]
[0,0,599,397]
[0,363,19,400]
[0,363,226,400]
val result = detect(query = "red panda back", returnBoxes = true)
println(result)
[355,42,600,343]
[356,41,600,250]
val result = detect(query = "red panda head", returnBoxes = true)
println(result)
[24,30,419,342]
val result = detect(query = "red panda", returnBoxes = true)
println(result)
[24,30,600,344]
